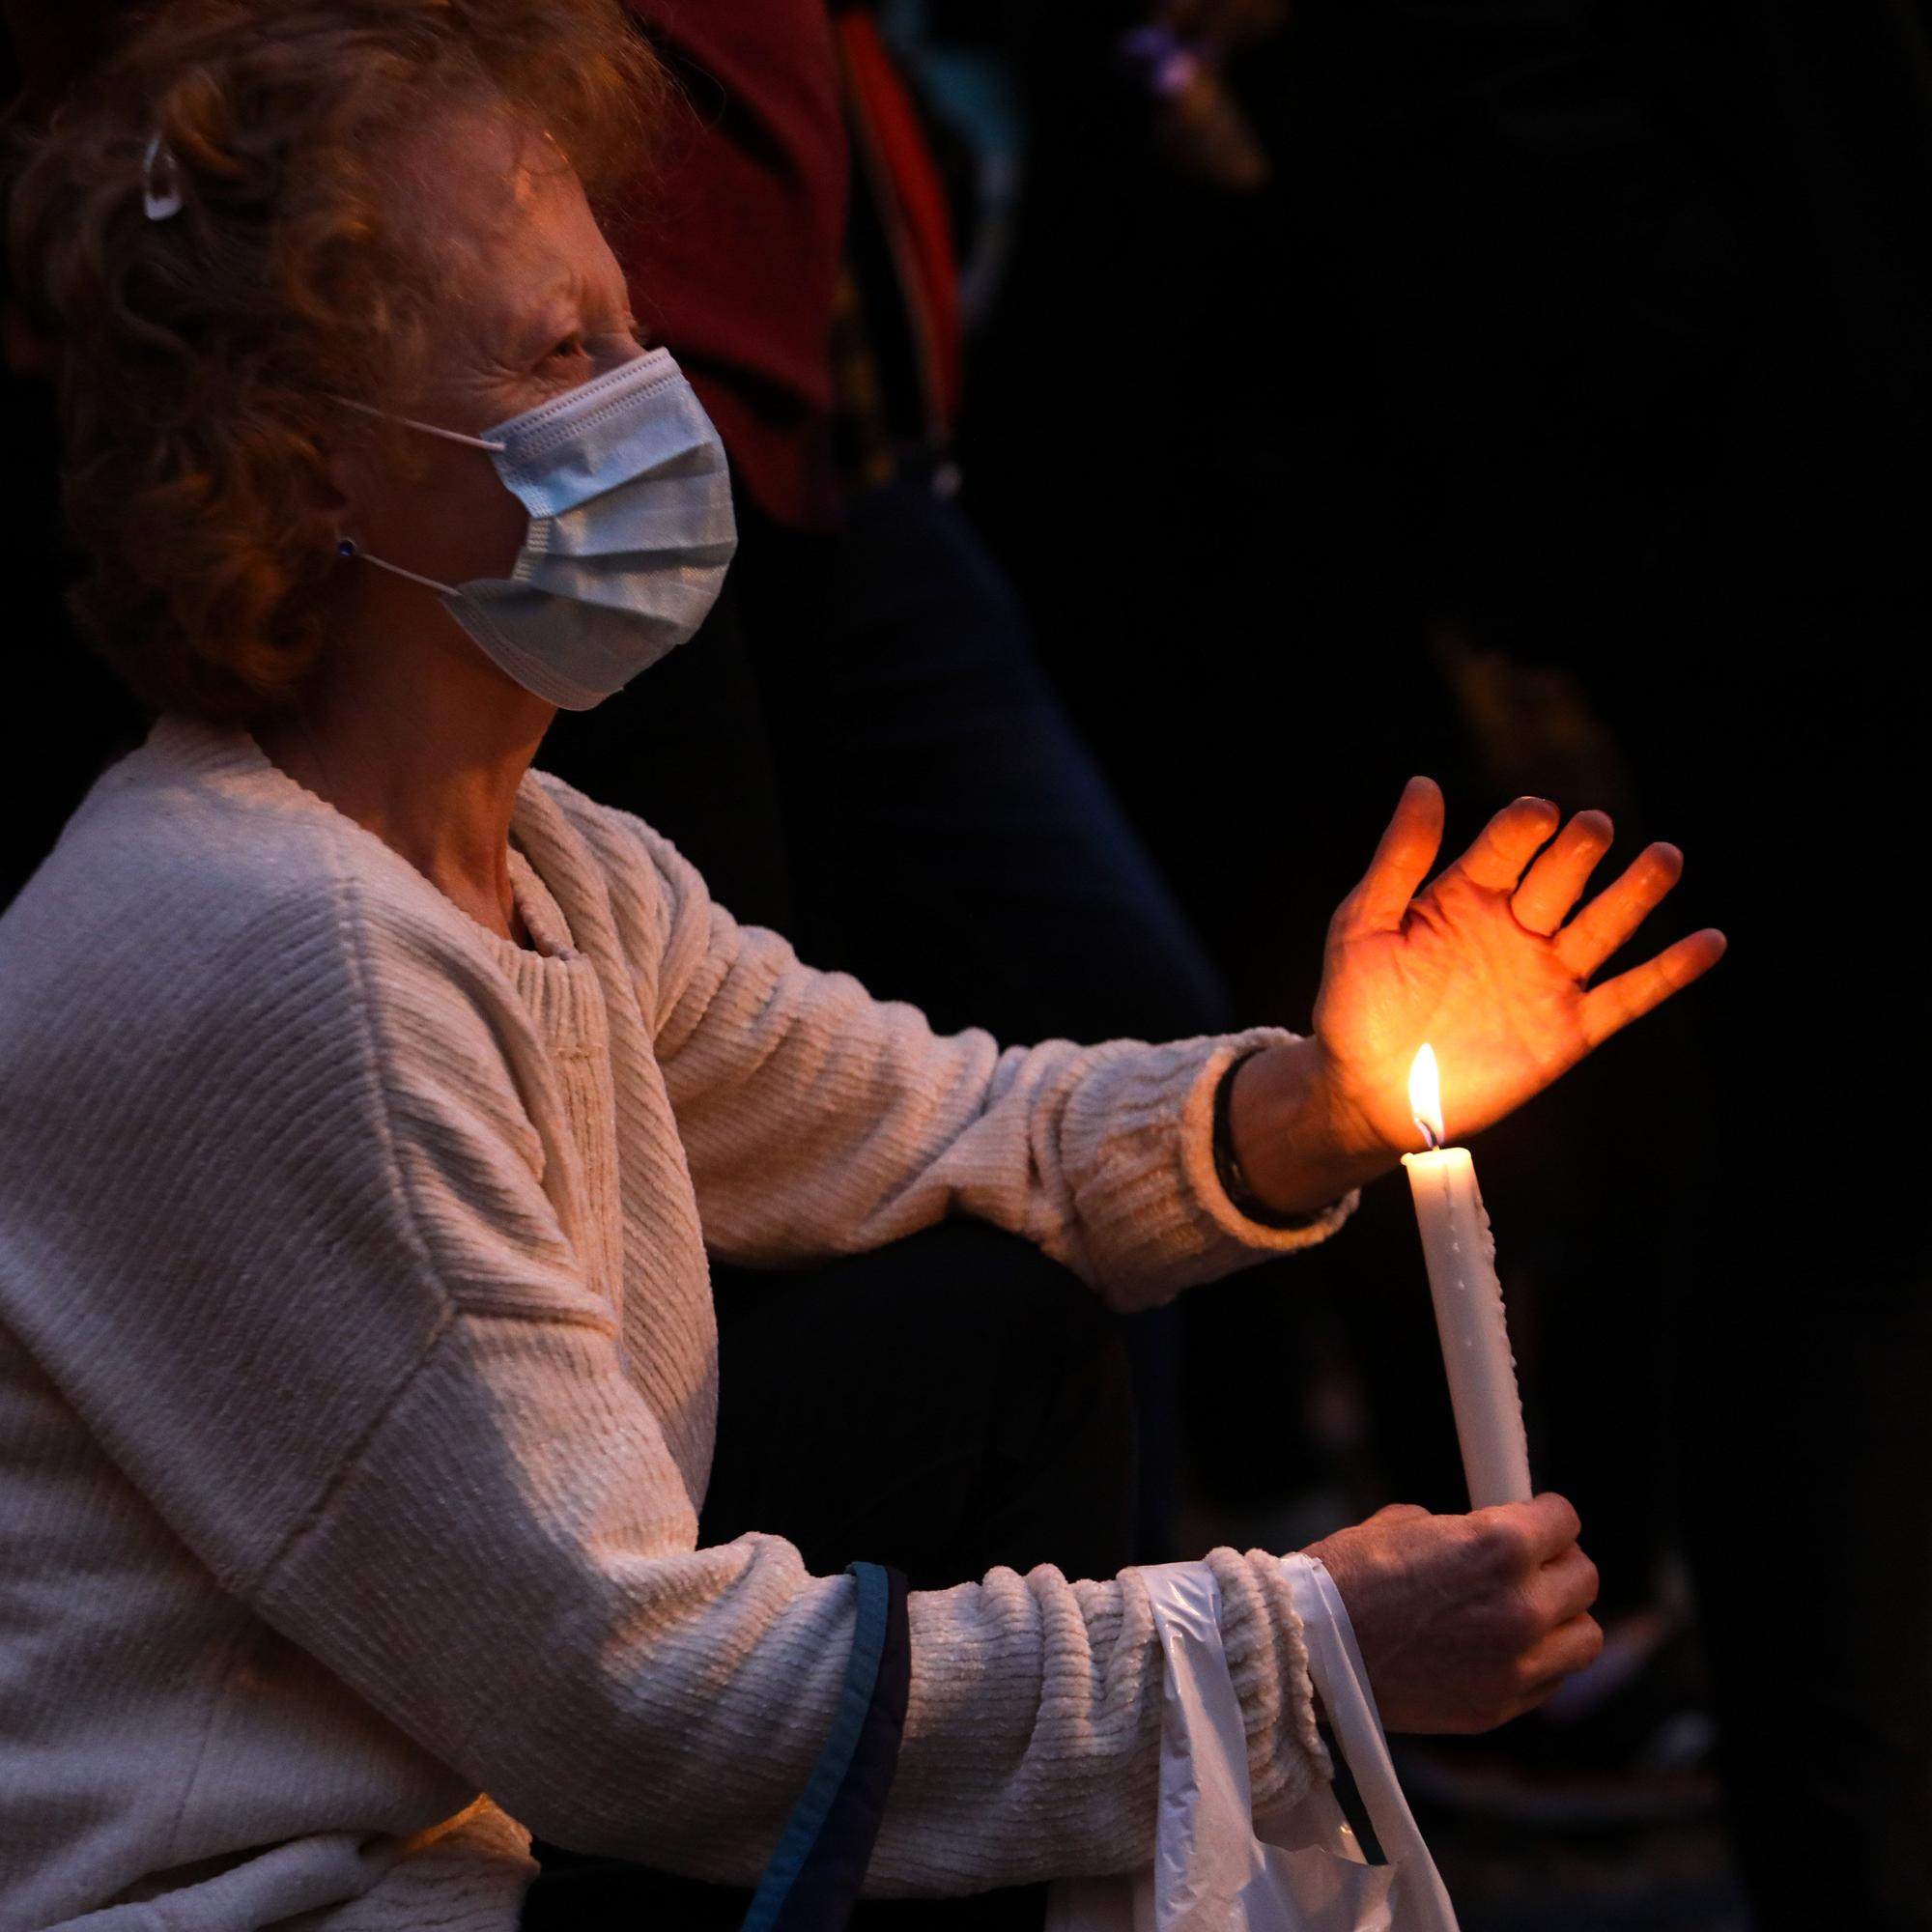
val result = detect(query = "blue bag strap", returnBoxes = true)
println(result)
[739,1560,910,1932]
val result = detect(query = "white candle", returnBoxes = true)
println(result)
[1400,1045,1533,1511]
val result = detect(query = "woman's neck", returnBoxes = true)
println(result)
[254,639,555,947]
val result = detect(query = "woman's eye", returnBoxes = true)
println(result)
[545,334,586,362]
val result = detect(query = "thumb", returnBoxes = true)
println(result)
[1366,1502,1433,1524]
[1338,776,1444,935]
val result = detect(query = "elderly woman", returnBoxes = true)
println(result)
[0,1,1723,1926]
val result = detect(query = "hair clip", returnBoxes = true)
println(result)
[142,134,184,221]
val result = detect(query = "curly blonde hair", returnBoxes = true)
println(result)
[7,0,664,721]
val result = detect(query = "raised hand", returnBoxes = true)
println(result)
[1310,778,1725,1158]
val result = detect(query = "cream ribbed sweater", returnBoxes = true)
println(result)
[0,716,1353,1931]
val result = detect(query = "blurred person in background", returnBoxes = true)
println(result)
[545,0,1237,1054]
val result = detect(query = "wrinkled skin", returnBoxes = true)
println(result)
[1311,1493,1604,1733]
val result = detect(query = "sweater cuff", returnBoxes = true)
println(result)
[1064,1027,1359,1311]
[1208,1546,1334,1812]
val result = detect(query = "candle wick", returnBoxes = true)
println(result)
[1415,1116,1441,1151]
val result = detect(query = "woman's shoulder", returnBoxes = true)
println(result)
[521,763,715,943]
[0,717,507,1055]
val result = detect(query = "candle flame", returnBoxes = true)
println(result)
[1408,1043,1445,1147]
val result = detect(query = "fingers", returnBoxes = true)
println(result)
[1581,927,1728,1049]
[1511,810,1614,935]
[1473,1491,1582,1573]
[1337,776,1444,934]
[1551,837,1726,1042]
[1507,1530,1601,1718]
[1520,1612,1606,1690]
[1508,1592,1605,1722]
[1366,1501,1433,1525]
[1552,840,1683,977]
[1530,1544,1602,1627]
[1445,1611,1605,1733]
[1443,794,1560,894]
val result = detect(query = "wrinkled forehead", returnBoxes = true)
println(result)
[377,98,618,319]
[379,99,558,260]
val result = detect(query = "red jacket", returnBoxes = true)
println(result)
[616,0,851,527]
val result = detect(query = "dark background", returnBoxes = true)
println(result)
[951,5,1929,1922]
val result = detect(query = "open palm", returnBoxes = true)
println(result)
[1316,779,1726,1154]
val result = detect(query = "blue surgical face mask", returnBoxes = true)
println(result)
[336,346,737,710]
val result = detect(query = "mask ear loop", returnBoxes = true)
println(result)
[329,396,509,591]
[333,394,507,452]
[334,537,460,596]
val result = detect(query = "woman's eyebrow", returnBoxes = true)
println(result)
[508,289,585,357]
[519,268,633,331]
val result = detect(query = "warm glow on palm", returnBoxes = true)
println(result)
[1315,779,1726,1155]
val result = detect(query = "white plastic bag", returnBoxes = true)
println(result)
[1046,1555,1459,1932]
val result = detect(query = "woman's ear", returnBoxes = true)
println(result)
[318,443,354,537]
[319,392,374,526]
[321,409,420,546]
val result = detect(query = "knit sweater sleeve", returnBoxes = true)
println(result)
[614,814,1355,1309]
